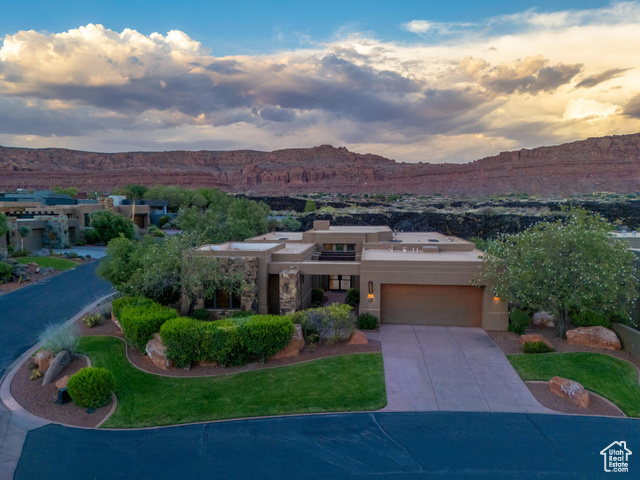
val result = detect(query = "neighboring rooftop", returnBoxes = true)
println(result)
[197,242,283,252]
[361,248,483,263]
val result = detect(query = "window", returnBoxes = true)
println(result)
[329,275,351,291]
[335,244,344,252]
[204,290,240,309]
[346,244,356,252]
[323,243,334,251]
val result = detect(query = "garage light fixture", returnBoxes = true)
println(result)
[367,281,374,302]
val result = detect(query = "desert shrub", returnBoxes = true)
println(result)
[345,288,360,307]
[522,341,555,354]
[571,309,610,328]
[240,315,294,363]
[301,304,354,345]
[30,370,43,380]
[508,309,530,335]
[37,321,80,356]
[120,302,179,351]
[357,313,378,330]
[91,301,113,320]
[0,261,12,279]
[191,308,210,321]
[112,296,154,321]
[311,288,324,304]
[84,228,100,245]
[286,310,307,325]
[304,200,317,212]
[160,318,204,368]
[67,367,116,408]
[158,215,171,228]
[10,249,28,258]
[83,314,102,328]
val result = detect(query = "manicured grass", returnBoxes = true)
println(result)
[16,256,77,271]
[509,352,640,417]
[79,336,387,428]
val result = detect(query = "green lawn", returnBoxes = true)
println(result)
[16,256,77,271]
[79,336,387,428]
[509,352,640,417]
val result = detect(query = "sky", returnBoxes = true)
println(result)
[0,0,639,163]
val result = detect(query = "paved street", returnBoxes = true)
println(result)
[0,261,113,378]
[14,412,640,479]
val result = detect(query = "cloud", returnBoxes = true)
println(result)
[574,68,633,89]
[1,3,640,163]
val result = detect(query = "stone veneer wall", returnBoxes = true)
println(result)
[98,197,116,213]
[35,215,70,249]
[279,270,301,314]
[192,256,259,319]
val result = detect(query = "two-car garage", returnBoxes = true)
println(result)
[379,284,483,327]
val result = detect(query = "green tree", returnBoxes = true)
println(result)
[0,212,8,237]
[122,184,148,200]
[18,225,32,251]
[53,186,79,197]
[475,208,638,337]
[90,210,136,243]
[304,200,317,213]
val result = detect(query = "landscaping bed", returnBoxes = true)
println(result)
[10,354,112,428]
[524,381,624,417]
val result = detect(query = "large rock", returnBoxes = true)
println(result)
[145,333,173,370]
[549,376,590,408]
[42,350,71,386]
[519,334,553,349]
[31,248,51,257]
[532,311,555,328]
[55,375,70,389]
[270,324,304,360]
[566,326,622,351]
[35,349,54,373]
[347,330,369,345]
[26,262,39,274]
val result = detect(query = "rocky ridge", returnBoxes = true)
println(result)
[1,133,640,195]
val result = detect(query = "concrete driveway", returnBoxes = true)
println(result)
[370,325,551,414]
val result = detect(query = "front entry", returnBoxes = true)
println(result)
[329,274,351,291]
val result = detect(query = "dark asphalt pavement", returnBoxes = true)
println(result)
[0,261,113,377]
[15,412,639,479]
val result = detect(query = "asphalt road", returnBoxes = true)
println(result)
[15,412,639,479]
[0,261,113,378]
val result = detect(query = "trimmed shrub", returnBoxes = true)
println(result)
[522,341,555,354]
[301,304,355,345]
[241,315,295,363]
[0,261,12,279]
[120,302,179,352]
[112,296,154,321]
[191,308,210,321]
[508,309,530,335]
[357,313,378,330]
[202,323,248,367]
[311,288,324,304]
[67,367,116,408]
[160,318,203,368]
[345,288,360,307]
[572,309,610,328]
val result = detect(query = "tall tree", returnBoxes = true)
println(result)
[475,208,638,336]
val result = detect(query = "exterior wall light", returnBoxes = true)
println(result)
[493,295,500,301]
[367,281,374,302]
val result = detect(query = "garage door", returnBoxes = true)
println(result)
[380,284,483,327]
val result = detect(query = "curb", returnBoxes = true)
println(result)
[0,292,117,429]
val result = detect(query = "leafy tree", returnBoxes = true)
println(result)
[304,200,317,213]
[53,186,78,197]
[0,212,8,237]
[282,216,302,232]
[475,208,638,336]
[18,225,32,251]
[227,198,270,240]
[122,184,148,200]
[90,210,136,243]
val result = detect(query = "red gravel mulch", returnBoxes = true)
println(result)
[488,326,640,417]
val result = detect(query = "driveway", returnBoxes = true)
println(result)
[371,325,551,414]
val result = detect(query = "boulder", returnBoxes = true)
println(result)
[566,326,622,351]
[532,311,555,328]
[35,350,54,372]
[145,333,173,370]
[38,266,54,275]
[55,375,70,389]
[42,351,71,386]
[31,248,51,257]
[549,376,589,408]
[347,330,369,345]
[519,334,553,349]
[26,262,39,274]
[270,324,304,360]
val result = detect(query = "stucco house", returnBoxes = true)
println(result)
[183,220,508,330]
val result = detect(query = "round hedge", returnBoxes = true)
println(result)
[67,367,116,408]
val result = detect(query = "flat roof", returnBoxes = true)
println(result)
[391,232,467,244]
[312,226,392,233]
[197,242,282,252]
[272,243,316,255]
[246,232,304,241]
[361,248,482,263]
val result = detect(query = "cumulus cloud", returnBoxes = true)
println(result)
[1,3,640,163]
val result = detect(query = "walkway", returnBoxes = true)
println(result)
[370,325,551,414]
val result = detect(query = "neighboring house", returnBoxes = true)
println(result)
[0,192,150,249]
[183,220,508,330]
